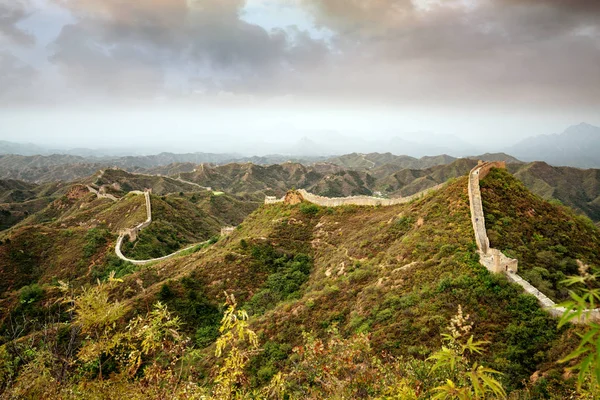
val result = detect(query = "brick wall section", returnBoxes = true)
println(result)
[468,161,518,274]
[468,162,600,323]
[114,190,213,266]
[264,184,445,207]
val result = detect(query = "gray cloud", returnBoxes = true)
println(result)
[0,52,37,102]
[0,0,35,46]
[294,0,600,107]
[47,0,329,99]
[1,0,599,109]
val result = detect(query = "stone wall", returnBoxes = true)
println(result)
[120,191,152,242]
[468,161,600,323]
[264,184,444,207]
[265,196,284,204]
[468,161,517,273]
[221,226,235,236]
[114,190,233,266]
[297,186,443,207]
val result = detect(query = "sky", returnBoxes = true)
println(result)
[1,0,599,155]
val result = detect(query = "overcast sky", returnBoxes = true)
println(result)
[1,0,599,154]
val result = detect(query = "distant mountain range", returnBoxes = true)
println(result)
[1,123,598,174]
[506,123,600,168]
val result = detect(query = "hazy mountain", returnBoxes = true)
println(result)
[0,153,327,183]
[507,123,600,168]
[0,141,53,156]
[467,153,522,164]
[178,162,374,198]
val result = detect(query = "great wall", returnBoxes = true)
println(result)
[102,164,597,322]
[264,163,599,324]
[112,190,233,266]
[469,162,599,323]
[265,185,444,207]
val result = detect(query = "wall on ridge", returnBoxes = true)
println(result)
[468,161,600,323]
[265,184,444,207]
[296,186,443,207]
[119,191,152,242]
[468,161,518,274]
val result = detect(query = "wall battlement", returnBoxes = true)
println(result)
[264,184,444,207]
[468,161,600,323]
[114,190,233,266]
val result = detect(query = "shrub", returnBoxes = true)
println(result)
[83,228,110,258]
[19,284,44,305]
[246,247,312,315]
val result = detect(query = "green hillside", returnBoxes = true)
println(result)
[91,168,208,196]
[0,179,71,231]
[509,161,600,222]
[121,191,260,260]
[481,168,600,302]
[2,170,598,397]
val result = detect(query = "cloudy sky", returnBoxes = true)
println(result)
[1,0,599,154]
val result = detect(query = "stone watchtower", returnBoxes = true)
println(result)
[284,191,304,205]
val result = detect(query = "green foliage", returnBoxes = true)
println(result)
[83,228,110,258]
[19,284,44,305]
[300,203,320,216]
[92,253,137,282]
[246,246,312,315]
[556,272,600,397]
[481,168,600,302]
[428,306,506,399]
[157,275,221,348]
[391,215,414,236]
[212,293,259,399]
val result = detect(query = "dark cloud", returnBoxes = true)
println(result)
[0,0,35,46]
[48,0,328,99]
[1,0,599,108]
[301,0,415,34]
[500,0,600,14]
[294,0,600,107]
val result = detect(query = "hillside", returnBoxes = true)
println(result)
[178,162,375,198]
[90,168,211,196]
[0,179,71,231]
[0,152,326,183]
[0,155,106,183]
[481,168,600,302]
[3,170,599,397]
[0,191,146,294]
[509,161,600,222]
[0,181,260,292]
[120,191,260,260]
[327,152,521,174]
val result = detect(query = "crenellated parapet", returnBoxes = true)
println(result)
[264,184,444,207]
[468,161,600,323]
[468,161,517,272]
